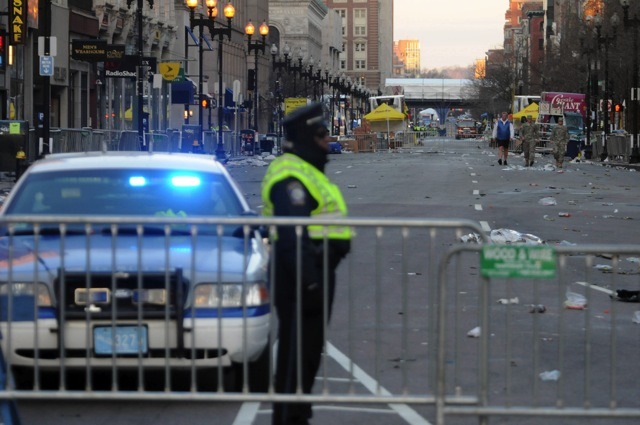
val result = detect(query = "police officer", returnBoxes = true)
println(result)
[261,103,352,425]
[551,116,570,169]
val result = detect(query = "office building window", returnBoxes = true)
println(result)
[355,42,366,52]
[355,26,366,36]
[356,60,366,69]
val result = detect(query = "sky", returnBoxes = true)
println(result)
[394,0,507,69]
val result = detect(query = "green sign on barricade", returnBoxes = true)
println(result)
[481,245,557,279]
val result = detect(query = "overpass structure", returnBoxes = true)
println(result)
[384,78,475,125]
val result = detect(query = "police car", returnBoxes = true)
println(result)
[0,152,270,390]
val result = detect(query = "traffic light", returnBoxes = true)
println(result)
[614,103,623,113]
[200,94,210,109]
[200,94,215,109]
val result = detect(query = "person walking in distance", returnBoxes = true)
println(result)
[520,115,540,167]
[492,111,514,166]
[261,103,352,425]
[551,116,570,169]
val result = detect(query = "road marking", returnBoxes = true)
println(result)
[480,221,491,232]
[474,204,483,211]
[232,402,260,425]
[233,342,432,425]
[326,342,432,425]
[574,281,614,295]
[470,173,476,176]
[472,180,478,184]
[473,189,480,195]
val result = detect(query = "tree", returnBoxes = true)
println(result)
[463,52,515,117]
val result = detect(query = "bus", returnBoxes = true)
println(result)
[369,95,405,114]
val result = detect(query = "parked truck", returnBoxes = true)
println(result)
[536,92,587,154]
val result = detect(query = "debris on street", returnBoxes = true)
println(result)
[538,196,557,206]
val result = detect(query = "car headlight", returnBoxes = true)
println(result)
[0,282,52,307]
[193,283,269,308]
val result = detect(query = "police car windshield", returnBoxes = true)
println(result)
[5,169,244,217]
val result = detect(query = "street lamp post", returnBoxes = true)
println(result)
[329,75,341,136]
[245,20,269,133]
[594,12,619,161]
[127,0,154,150]
[186,0,235,161]
[290,50,304,96]
[271,44,291,155]
[579,26,596,151]
[621,0,640,163]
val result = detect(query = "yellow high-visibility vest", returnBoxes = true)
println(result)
[262,153,352,240]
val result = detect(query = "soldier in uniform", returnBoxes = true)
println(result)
[551,116,570,169]
[261,103,352,425]
[520,115,540,167]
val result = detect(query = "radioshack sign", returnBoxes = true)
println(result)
[9,0,27,45]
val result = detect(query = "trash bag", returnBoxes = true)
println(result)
[539,370,561,381]
[460,233,483,244]
[489,229,544,245]
[564,289,587,309]
[538,196,557,206]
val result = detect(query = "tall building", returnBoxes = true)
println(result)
[503,0,545,94]
[323,0,394,94]
[395,39,420,75]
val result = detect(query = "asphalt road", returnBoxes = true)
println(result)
[17,139,640,425]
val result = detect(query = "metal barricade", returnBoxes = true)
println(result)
[0,217,482,407]
[1,214,638,424]
[436,243,640,424]
[147,133,171,153]
[202,130,217,155]
[117,130,141,151]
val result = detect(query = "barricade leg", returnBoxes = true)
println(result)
[0,341,21,425]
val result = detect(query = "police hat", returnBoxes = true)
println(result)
[282,103,328,145]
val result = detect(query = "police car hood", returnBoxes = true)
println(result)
[0,233,263,280]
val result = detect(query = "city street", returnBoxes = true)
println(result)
[15,138,640,425]
[230,139,640,247]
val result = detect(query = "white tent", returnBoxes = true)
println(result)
[385,78,472,102]
[419,108,437,115]
[419,108,438,118]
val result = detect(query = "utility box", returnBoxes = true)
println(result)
[0,121,29,172]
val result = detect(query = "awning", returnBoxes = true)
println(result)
[364,103,405,122]
[512,102,539,121]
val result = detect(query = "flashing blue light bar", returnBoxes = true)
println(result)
[171,176,201,187]
[129,176,147,187]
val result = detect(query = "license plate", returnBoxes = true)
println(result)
[94,326,148,355]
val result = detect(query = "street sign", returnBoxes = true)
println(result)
[481,245,556,279]
[38,36,58,56]
[39,56,54,77]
